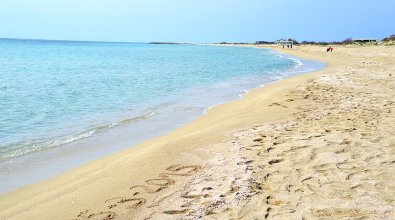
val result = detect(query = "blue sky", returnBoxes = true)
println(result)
[0,0,394,43]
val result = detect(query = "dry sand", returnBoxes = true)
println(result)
[0,45,394,220]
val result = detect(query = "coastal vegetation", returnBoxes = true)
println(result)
[382,34,395,42]
[221,34,395,46]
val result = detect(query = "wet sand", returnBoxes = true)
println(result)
[0,45,394,219]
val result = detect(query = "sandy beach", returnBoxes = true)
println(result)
[0,45,394,219]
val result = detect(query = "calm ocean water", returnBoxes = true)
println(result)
[0,39,323,192]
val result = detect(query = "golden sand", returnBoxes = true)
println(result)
[0,45,394,219]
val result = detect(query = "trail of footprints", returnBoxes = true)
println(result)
[228,63,394,219]
[74,165,202,220]
[75,54,394,219]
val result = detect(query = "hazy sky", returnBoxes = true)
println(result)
[0,0,394,43]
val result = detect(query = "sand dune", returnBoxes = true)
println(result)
[0,45,394,220]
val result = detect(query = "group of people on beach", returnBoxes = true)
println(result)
[326,47,334,52]
[282,44,293,49]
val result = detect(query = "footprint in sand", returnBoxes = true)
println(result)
[75,210,116,220]
[265,207,272,219]
[130,178,176,193]
[163,209,190,215]
[269,102,288,108]
[105,197,146,209]
[129,165,201,194]
[268,159,284,165]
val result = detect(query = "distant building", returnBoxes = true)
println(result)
[276,39,293,47]
[353,39,377,44]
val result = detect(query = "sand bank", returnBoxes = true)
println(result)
[0,45,394,219]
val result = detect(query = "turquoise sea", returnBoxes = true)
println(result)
[0,39,323,192]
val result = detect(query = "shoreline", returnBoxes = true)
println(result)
[1,45,394,219]
[0,46,323,194]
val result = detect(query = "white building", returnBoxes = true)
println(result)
[276,39,293,47]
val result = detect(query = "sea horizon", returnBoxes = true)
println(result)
[0,37,210,46]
